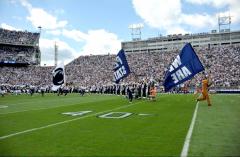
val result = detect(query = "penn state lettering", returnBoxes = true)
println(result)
[116,56,123,65]
[114,66,127,81]
[113,49,130,83]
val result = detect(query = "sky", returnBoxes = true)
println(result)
[0,0,239,66]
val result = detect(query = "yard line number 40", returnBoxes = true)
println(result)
[62,111,151,119]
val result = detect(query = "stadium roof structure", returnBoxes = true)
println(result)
[122,30,240,53]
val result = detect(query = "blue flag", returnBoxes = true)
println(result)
[113,49,130,84]
[163,43,204,92]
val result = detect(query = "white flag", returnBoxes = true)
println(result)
[52,63,65,91]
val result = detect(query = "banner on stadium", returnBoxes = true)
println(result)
[163,43,204,92]
[113,49,130,84]
[52,63,65,91]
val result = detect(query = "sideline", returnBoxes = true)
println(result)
[180,101,199,157]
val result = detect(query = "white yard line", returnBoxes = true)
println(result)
[0,102,141,140]
[180,101,199,157]
[0,105,8,109]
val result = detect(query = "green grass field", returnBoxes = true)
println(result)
[0,93,239,156]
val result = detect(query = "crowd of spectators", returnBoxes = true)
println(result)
[0,28,40,64]
[194,45,240,88]
[0,28,40,45]
[0,45,38,64]
[0,66,53,86]
[66,44,240,89]
[0,44,239,91]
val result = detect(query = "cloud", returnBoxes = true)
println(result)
[166,27,188,35]
[180,14,216,29]
[40,28,121,65]
[46,30,62,36]
[19,0,121,65]
[229,0,240,23]
[185,0,229,8]
[62,29,88,42]
[62,29,122,55]
[39,38,78,66]
[132,0,240,34]
[82,29,121,55]
[20,0,68,30]
[132,0,184,34]
[185,0,240,24]
[0,23,21,31]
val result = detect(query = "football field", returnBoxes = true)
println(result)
[0,93,239,156]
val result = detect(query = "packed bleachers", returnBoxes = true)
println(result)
[0,28,40,64]
[0,44,239,90]
[0,28,40,45]
[196,45,240,88]
[0,45,39,64]
[0,66,53,86]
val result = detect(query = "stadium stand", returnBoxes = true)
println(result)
[0,28,39,45]
[0,44,239,91]
[0,28,40,65]
[0,28,239,92]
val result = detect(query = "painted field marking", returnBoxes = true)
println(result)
[180,101,199,157]
[0,102,142,140]
[62,111,92,116]
[0,105,8,109]
[98,112,132,119]
[138,113,152,116]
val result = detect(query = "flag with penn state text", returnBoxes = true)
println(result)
[52,63,65,91]
[163,43,204,92]
[113,49,130,83]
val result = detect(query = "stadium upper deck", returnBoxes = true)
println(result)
[122,30,240,53]
[0,28,41,65]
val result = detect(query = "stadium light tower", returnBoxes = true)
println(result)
[128,23,144,41]
[38,26,42,34]
[37,26,42,65]
[218,13,231,32]
[54,41,58,66]
[218,12,232,45]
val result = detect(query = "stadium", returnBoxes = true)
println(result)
[0,1,240,156]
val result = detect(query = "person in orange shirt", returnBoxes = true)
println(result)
[149,86,157,101]
[197,74,212,106]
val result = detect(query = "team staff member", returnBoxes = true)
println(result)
[197,74,212,106]
[127,86,133,103]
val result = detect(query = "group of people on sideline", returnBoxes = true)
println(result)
[0,72,213,106]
